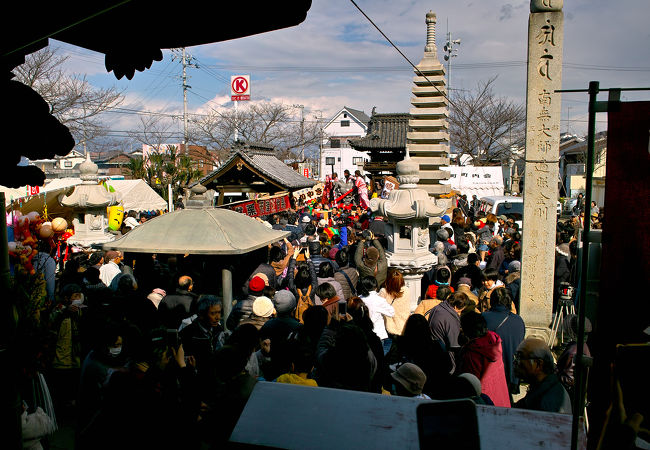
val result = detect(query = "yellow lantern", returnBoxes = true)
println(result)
[108,205,125,231]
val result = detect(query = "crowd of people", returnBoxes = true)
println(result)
[13,183,603,449]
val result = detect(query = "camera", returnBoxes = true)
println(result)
[558,281,574,302]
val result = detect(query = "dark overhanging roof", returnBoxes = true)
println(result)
[197,143,317,191]
[350,113,409,150]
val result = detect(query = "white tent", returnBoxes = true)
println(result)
[2,178,167,216]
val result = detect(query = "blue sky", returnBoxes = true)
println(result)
[52,0,650,146]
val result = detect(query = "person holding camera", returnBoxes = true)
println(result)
[354,229,388,288]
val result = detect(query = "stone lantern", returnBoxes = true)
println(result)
[370,151,444,311]
[61,153,120,247]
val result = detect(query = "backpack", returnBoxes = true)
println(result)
[294,285,313,324]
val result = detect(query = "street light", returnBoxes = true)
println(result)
[292,104,305,161]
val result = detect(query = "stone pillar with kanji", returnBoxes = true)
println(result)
[520,0,564,341]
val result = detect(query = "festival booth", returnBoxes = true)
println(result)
[197,143,317,208]
[104,185,289,326]
[2,178,167,218]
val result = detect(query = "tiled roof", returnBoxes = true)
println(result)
[197,143,316,190]
[350,113,409,150]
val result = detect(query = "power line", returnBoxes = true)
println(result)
[348,0,518,158]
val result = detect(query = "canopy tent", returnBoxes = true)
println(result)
[103,205,289,327]
[103,207,288,255]
[2,178,167,217]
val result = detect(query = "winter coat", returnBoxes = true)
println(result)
[226,295,256,330]
[354,240,388,287]
[504,271,521,313]
[334,266,359,300]
[360,291,395,341]
[380,287,410,336]
[515,373,572,414]
[483,305,525,393]
[486,245,506,272]
[158,289,198,330]
[316,276,345,304]
[413,298,442,320]
[459,330,511,407]
[428,301,462,373]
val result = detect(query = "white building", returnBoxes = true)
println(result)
[319,106,370,179]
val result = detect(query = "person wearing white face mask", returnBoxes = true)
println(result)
[77,322,127,440]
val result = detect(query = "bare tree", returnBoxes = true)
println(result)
[191,102,322,161]
[12,46,124,146]
[449,77,525,165]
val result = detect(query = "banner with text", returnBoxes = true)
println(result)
[224,193,290,217]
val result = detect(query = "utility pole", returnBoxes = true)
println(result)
[292,103,305,161]
[443,26,461,97]
[173,48,198,155]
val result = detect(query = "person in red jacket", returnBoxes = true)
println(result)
[459,312,511,408]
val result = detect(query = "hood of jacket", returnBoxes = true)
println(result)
[505,271,520,285]
[467,331,502,363]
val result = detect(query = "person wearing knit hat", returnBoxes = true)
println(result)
[390,363,429,399]
[248,275,268,295]
[227,275,269,330]
[271,290,297,317]
[252,296,275,318]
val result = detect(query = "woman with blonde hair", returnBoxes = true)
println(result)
[380,269,410,350]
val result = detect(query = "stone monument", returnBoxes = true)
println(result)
[520,0,564,340]
[61,153,120,247]
[370,151,444,311]
[407,11,451,200]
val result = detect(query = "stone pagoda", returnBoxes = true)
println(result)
[407,11,451,199]
[61,153,119,247]
[370,151,444,311]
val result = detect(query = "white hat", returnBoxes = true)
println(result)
[252,296,275,318]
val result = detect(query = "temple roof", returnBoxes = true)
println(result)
[350,113,409,150]
[197,143,317,191]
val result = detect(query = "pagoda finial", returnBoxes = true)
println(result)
[425,11,437,54]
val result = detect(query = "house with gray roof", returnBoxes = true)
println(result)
[319,106,371,179]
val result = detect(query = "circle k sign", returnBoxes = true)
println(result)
[231,75,250,101]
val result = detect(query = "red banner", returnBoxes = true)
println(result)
[227,194,290,217]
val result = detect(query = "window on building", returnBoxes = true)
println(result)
[340,120,350,127]
[64,161,73,168]
[343,113,348,118]
[325,157,335,166]
[352,157,364,165]
[330,139,341,148]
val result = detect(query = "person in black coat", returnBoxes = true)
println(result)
[482,287,525,395]
[158,276,197,330]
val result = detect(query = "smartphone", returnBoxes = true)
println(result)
[338,301,347,318]
[417,400,480,450]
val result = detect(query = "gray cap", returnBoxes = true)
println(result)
[273,290,297,316]
[507,260,521,273]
